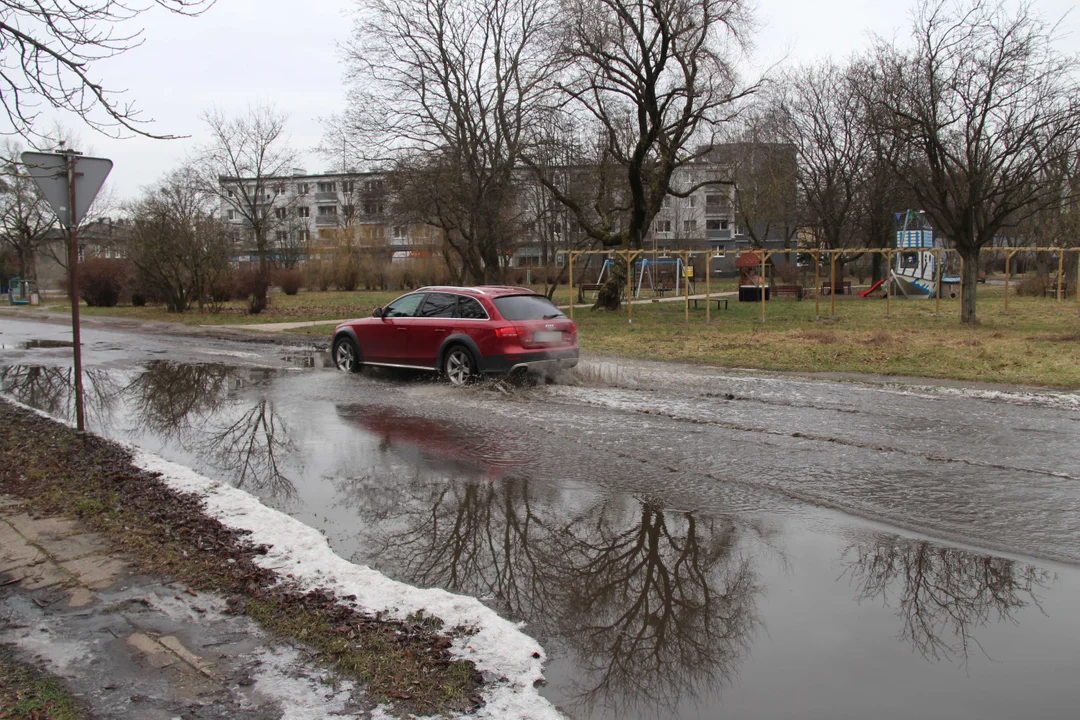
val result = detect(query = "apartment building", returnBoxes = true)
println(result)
[219,170,437,264]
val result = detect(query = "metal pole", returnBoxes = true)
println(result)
[760,249,767,323]
[884,249,892,318]
[65,153,85,434]
[830,251,837,318]
[1056,249,1065,303]
[1004,251,1011,315]
[568,252,574,322]
[705,251,711,325]
[814,250,820,318]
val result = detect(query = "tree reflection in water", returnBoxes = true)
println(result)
[123,361,297,500]
[338,469,763,718]
[841,536,1053,663]
[0,364,121,428]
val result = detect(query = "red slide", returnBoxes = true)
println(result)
[860,278,886,298]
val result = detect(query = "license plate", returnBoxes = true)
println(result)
[534,331,562,343]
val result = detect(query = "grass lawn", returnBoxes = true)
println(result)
[29,284,1080,388]
[572,285,1080,388]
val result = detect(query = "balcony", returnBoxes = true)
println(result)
[315,215,339,227]
[314,191,338,203]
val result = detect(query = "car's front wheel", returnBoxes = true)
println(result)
[442,345,476,386]
[332,336,362,373]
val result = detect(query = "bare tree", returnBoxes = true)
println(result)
[197,104,296,313]
[529,0,755,309]
[0,140,54,291]
[868,0,1080,323]
[0,0,212,138]
[778,61,871,255]
[127,164,231,312]
[343,0,556,283]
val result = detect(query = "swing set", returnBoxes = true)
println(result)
[589,256,695,299]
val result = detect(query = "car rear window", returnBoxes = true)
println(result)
[493,295,565,321]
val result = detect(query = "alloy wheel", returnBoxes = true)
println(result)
[335,341,356,372]
[445,348,473,386]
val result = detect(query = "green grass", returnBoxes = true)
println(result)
[0,646,87,720]
[570,286,1080,388]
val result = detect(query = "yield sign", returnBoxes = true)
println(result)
[20,152,113,229]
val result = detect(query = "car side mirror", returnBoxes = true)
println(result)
[372,307,383,318]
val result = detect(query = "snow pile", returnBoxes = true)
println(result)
[134,450,564,720]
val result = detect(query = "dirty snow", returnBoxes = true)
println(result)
[133,450,563,720]
[251,646,359,719]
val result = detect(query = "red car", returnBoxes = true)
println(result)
[331,286,579,385]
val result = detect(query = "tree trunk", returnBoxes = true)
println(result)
[594,256,625,311]
[960,245,980,324]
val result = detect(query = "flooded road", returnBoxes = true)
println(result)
[2,317,1079,719]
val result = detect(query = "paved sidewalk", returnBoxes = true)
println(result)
[0,494,372,719]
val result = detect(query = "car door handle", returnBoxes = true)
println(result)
[397,327,407,332]
[434,328,446,333]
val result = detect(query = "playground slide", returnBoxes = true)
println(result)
[860,279,886,298]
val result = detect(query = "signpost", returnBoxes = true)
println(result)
[21,151,113,433]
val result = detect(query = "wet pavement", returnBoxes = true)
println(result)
[2,316,1080,719]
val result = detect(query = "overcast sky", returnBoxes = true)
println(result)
[13,0,1078,202]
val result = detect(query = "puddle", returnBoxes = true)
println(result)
[3,357,1080,719]
[0,339,77,350]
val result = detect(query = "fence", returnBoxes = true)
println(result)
[557,247,1080,324]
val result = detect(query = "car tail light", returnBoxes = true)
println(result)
[495,327,519,338]
[569,323,577,334]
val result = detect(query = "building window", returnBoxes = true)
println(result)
[364,179,384,193]
[342,181,354,193]
[296,206,310,218]
[364,202,383,215]
[343,204,355,217]
[296,230,310,243]
[393,225,407,240]
[276,231,288,242]
[706,219,722,230]
[317,181,336,193]
[656,220,671,233]
[275,208,288,219]
[317,205,338,216]
[683,196,696,208]
[683,220,697,233]
[226,209,237,221]
[227,189,234,198]
[275,183,285,195]
[297,183,310,195]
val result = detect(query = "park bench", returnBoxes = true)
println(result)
[579,282,604,301]
[772,285,803,300]
[691,297,729,311]
[654,283,674,297]
[820,280,852,296]
[1044,280,1069,298]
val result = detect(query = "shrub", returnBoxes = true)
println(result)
[276,268,303,296]
[209,273,235,303]
[1014,276,1048,297]
[303,260,333,292]
[79,258,129,307]
[334,256,361,292]
[233,268,269,314]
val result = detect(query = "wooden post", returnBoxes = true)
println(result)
[934,248,942,315]
[814,250,820,318]
[830,251,837,318]
[884,249,892,318]
[1056,249,1065,303]
[626,251,633,324]
[1004,250,1012,314]
[683,252,690,323]
[760,249,767,323]
[567,252,574,322]
[705,251,711,325]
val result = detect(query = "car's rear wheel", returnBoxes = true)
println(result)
[333,336,361,373]
[442,346,476,386]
